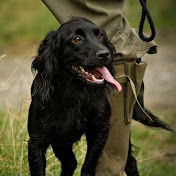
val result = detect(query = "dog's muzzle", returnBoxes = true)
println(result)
[72,65,122,92]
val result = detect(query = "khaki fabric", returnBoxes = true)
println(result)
[95,62,146,176]
[41,0,154,175]
[42,0,157,60]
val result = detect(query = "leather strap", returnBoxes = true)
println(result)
[116,75,154,124]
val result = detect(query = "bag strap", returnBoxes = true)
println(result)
[117,75,154,124]
[126,75,153,123]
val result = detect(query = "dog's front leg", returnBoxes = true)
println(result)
[28,139,48,176]
[82,119,110,176]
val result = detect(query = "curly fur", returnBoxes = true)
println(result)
[28,17,173,176]
[28,17,116,176]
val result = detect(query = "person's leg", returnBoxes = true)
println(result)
[96,61,146,176]
[96,88,131,176]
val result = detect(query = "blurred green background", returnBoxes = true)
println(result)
[0,0,176,49]
[0,0,176,176]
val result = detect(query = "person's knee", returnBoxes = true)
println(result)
[96,152,126,176]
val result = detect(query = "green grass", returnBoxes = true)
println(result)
[0,0,59,47]
[0,102,176,175]
[0,1,176,175]
[131,109,176,176]
[126,0,176,29]
[0,101,87,176]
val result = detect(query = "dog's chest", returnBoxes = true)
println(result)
[52,101,85,141]
[50,87,108,142]
[53,96,103,143]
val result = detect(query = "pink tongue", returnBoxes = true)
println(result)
[96,66,122,92]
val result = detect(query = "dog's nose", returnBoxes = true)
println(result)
[96,50,110,60]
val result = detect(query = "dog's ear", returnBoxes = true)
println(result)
[32,30,59,77]
[31,30,60,104]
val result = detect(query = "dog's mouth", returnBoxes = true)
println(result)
[72,66,104,84]
[72,65,122,92]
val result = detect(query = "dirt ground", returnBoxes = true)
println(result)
[0,44,175,110]
[142,44,176,109]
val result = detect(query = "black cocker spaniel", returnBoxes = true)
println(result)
[28,17,122,176]
[28,17,173,176]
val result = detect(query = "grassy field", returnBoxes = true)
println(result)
[0,101,175,175]
[131,109,176,176]
[0,0,176,175]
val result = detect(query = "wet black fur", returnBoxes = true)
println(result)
[27,17,174,176]
[28,17,116,176]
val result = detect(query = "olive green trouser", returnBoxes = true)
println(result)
[95,61,147,176]
[40,1,156,175]
[42,0,157,60]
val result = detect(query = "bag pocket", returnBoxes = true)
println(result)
[110,61,147,124]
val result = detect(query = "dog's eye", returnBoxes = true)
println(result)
[97,33,103,39]
[73,36,82,43]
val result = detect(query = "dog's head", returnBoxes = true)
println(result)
[32,17,121,102]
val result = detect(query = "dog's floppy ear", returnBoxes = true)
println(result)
[32,30,59,77]
[32,30,59,104]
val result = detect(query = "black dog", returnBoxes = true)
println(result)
[28,17,122,176]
